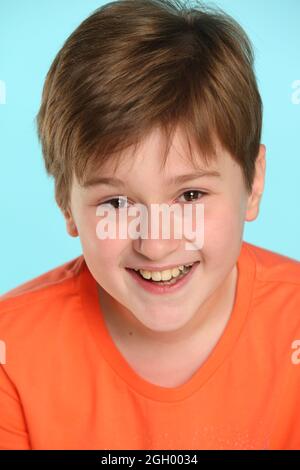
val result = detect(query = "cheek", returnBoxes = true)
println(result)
[81,235,130,293]
[76,214,99,252]
[76,210,127,266]
[203,199,245,253]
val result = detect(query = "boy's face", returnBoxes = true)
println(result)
[64,126,265,333]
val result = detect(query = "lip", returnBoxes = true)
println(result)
[127,262,198,271]
[125,262,200,295]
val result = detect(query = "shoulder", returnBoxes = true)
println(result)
[242,241,300,346]
[0,255,85,346]
[1,255,84,303]
[244,241,300,285]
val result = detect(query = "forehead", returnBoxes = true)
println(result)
[80,124,232,185]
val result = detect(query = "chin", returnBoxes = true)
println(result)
[135,310,193,333]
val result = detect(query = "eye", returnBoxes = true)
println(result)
[97,191,207,208]
[99,196,129,209]
[178,190,207,203]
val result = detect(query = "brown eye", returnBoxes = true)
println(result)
[179,190,207,203]
[100,197,129,209]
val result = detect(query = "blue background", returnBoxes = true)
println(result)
[0,0,299,293]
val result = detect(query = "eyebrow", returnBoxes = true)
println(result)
[83,169,221,188]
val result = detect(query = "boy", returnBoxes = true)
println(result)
[1,0,300,450]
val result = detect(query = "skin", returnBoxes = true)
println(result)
[63,125,266,386]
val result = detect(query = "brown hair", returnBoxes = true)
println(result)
[36,0,262,212]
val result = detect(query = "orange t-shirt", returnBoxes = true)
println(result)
[0,241,300,450]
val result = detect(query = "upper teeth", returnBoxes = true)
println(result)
[134,263,195,281]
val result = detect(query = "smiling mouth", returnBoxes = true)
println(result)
[126,261,200,286]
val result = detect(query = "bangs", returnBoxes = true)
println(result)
[37,0,262,211]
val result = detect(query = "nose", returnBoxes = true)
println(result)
[131,206,183,261]
[133,236,182,261]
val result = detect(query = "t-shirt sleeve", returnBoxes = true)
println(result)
[0,365,31,450]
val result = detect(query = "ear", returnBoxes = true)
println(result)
[63,206,79,238]
[245,144,266,222]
